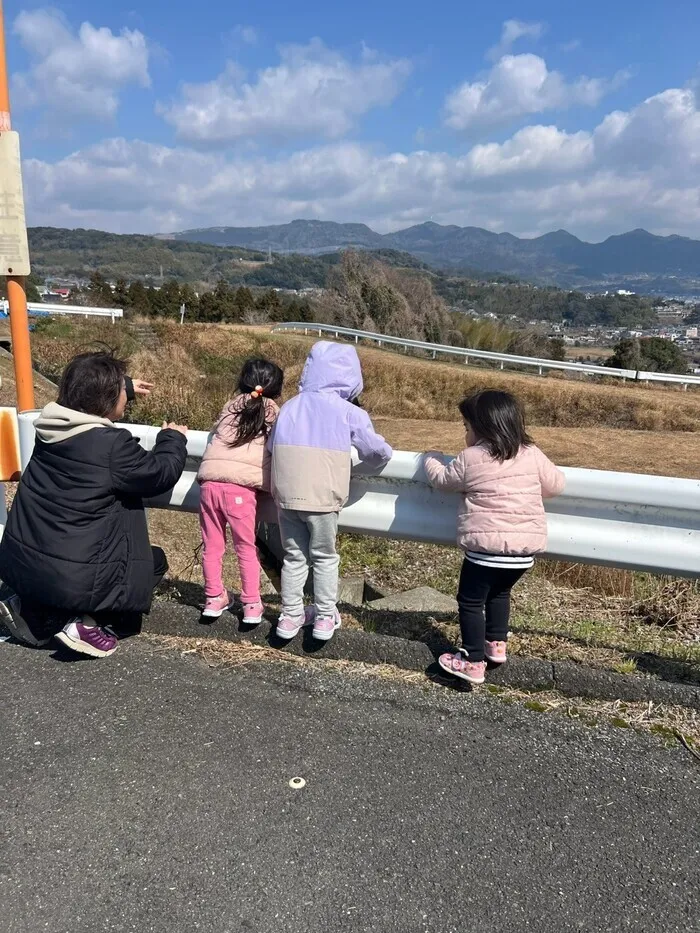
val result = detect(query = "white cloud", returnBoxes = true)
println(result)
[12,9,150,122]
[445,53,626,131]
[23,87,700,242]
[236,26,258,45]
[487,19,545,62]
[161,39,412,144]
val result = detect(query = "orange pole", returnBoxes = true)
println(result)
[0,0,34,412]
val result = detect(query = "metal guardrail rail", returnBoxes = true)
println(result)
[272,321,700,388]
[0,300,123,322]
[9,413,699,578]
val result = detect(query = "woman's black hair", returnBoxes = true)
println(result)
[458,390,532,462]
[229,358,284,447]
[57,351,128,418]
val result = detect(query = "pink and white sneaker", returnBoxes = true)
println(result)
[312,608,342,642]
[241,602,264,626]
[485,640,508,664]
[438,651,486,685]
[202,591,234,619]
[276,606,315,640]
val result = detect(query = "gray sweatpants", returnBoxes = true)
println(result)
[278,509,339,619]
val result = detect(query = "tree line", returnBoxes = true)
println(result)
[67,262,566,361]
[72,273,314,324]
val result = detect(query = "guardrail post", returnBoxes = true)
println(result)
[500,361,504,370]
[0,482,6,541]
[354,335,358,344]
[432,350,436,360]
[18,409,38,469]
[538,365,543,376]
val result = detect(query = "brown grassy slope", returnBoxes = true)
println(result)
[375,418,700,477]
[0,352,57,408]
[27,318,700,435]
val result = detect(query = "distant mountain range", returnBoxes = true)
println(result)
[161,220,700,293]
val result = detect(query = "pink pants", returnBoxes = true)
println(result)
[199,482,261,603]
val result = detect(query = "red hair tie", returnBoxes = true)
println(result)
[250,385,263,399]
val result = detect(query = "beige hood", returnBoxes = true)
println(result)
[35,402,114,445]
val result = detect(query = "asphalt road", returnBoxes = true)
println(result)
[1,637,699,933]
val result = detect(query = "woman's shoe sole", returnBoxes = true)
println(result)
[438,655,485,685]
[0,599,51,647]
[54,631,117,658]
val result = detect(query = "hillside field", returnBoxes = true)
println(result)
[2,317,699,682]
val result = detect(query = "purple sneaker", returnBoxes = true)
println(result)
[312,608,342,642]
[55,620,118,658]
[276,606,315,641]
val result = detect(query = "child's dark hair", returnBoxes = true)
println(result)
[459,390,532,462]
[57,351,127,418]
[230,358,284,447]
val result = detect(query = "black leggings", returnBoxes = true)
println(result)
[457,559,528,662]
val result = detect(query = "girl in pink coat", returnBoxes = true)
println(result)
[197,359,284,624]
[423,390,565,686]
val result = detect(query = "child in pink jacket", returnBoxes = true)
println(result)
[423,390,565,686]
[197,359,284,623]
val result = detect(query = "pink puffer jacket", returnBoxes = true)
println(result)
[423,443,565,556]
[197,396,279,491]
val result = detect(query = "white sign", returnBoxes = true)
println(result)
[0,132,31,276]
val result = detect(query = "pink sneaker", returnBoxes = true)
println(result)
[241,602,264,625]
[438,652,486,685]
[313,608,341,642]
[202,591,234,619]
[485,640,508,664]
[276,606,315,641]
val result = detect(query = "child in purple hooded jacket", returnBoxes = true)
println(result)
[269,341,392,642]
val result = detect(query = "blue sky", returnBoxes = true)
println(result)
[5,0,700,239]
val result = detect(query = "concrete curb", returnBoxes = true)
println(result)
[144,602,700,711]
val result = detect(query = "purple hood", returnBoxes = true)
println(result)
[299,342,363,400]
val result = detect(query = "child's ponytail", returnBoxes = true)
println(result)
[228,358,284,448]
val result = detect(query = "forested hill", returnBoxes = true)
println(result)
[25,226,657,328]
[27,227,424,288]
[27,227,267,282]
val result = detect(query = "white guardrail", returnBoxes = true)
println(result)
[0,301,123,322]
[272,322,700,388]
[11,413,699,579]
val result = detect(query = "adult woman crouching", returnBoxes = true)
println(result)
[0,351,187,658]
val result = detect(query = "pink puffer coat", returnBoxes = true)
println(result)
[197,396,279,491]
[423,443,565,556]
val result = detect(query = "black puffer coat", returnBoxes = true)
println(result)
[0,404,187,614]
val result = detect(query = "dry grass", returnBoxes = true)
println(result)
[374,418,700,477]
[143,633,700,749]
[10,316,700,680]
[28,318,700,434]
[0,351,57,408]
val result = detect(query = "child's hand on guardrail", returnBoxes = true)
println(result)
[162,422,188,436]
